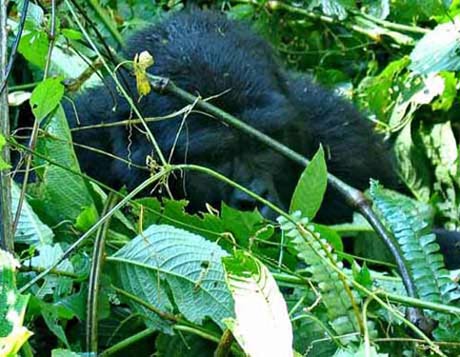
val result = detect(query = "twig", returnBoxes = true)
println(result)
[0,0,29,94]
[98,328,156,356]
[0,0,13,251]
[86,194,117,353]
[214,329,234,357]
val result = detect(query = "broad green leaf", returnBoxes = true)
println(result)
[223,251,293,357]
[37,106,95,224]
[388,74,444,130]
[421,121,458,184]
[313,224,343,252]
[432,72,457,111]
[38,300,71,348]
[410,18,460,74]
[18,30,49,68]
[109,225,233,332]
[420,121,459,224]
[0,250,32,355]
[133,197,269,249]
[27,244,74,299]
[30,77,65,122]
[11,181,54,247]
[289,146,327,219]
[394,122,432,202]
[358,57,410,123]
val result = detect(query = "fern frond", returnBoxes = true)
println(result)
[278,213,362,341]
[370,181,460,341]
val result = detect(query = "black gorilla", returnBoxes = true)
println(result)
[65,10,397,223]
[64,10,460,267]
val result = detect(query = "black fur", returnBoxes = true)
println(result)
[65,10,397,222]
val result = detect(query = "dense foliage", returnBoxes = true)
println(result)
[1,0,460,356]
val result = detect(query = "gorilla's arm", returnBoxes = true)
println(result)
[284,75,399,222]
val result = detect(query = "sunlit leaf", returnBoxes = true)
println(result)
[0,251,32,356]
[223,251,293,357]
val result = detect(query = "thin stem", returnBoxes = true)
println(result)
[0,0,12,251]
[86,194,117,353]
[0,0,29,94]
[98,328,156,356]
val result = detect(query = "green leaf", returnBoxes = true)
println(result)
[410,18,460,74]
[34,299,71,348]
[421,121,458,185]
[109,224,233,332]
[24,2,45,27]
[419,121,459,224]
[352,262,372,289]
[11,181,54,247]
[30,77,65,122]
[358,57,410,123]
[52,349,81,357]
[74,205,99,231]
[133,197,269,249]
[432,72,457,111]
[310,0,356,20]
[0,250,32,355]
[228,4,255,20]
[18,30,49,68]
[388,74,444,129]
[0,134,11,170]
[222,251,293,357]
[313,224,343,252]
[27,244,74,299]
[362,0,389,19]
[289,146,327,219]
[37,106,95,224]
[61,28,83,41]
[394,122,432,202]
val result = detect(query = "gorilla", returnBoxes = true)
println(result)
[64,10,460,266]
